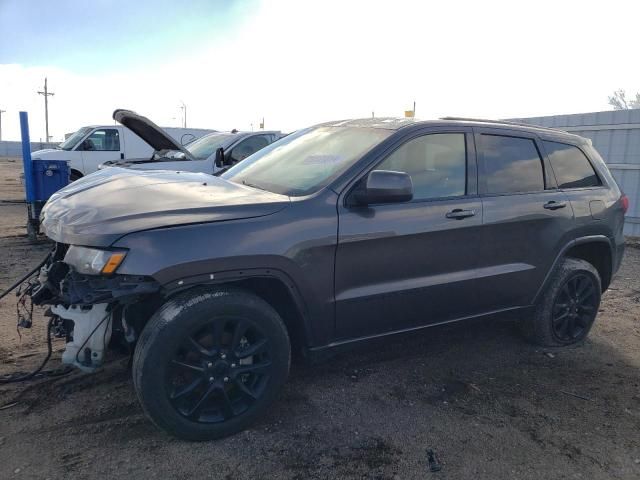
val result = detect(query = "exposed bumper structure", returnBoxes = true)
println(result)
[52,303,112,372]
[28,244,162,372]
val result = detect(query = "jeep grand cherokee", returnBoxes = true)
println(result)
[31,117,627,440]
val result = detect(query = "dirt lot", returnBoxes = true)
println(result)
[0,157,639,479]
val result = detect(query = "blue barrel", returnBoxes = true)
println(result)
[31,160,70,201]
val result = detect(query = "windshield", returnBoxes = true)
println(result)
[187,133,234,160]
[222,126,392,196]
[58,127,92,150]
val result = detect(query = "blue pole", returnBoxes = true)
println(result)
[19,111,34,203]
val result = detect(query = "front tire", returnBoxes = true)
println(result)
[522,258,601,347]
[133,287,291,441]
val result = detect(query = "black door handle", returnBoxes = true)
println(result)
[543,201,567,210]
[120,153,125,160]
[446,208,476,220]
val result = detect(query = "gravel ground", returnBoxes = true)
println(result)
[0,158,639,479]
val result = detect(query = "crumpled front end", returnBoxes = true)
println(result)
[30,243,161,372]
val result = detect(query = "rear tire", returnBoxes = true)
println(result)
[521,257,601,347]
[133,287,291,441]
[70,170,82,182]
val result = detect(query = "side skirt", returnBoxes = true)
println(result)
[305,305,534,364]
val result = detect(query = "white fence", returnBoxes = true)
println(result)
[0,141,58,157]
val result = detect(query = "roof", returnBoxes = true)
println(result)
[201,130,281,137]
[317,117,420,130]
[314,116,588,143]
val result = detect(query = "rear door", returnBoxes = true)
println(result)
[474,128,574,312]
[335,127,484,339]
[541,140,609,239]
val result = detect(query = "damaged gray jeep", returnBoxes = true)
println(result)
[30,117,626,440]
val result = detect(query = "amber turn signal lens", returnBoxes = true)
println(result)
[101,252,126,275]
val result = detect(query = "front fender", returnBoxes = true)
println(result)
[112,193,340,347]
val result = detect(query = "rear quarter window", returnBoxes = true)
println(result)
[543,141,600,189]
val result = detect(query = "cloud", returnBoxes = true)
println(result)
[1,0,639,141]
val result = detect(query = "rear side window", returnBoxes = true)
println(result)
[543,141,600,189]
[480,134,544,194]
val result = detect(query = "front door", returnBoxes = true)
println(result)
[77,128,124,174]
[473,128,574,312]
[334,129,484,340]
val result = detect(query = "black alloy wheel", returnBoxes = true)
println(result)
[521,257,602,347]
[133,287,291,441]
[551,273,598,342]
[167,316,272,423]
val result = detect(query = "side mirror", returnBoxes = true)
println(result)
[353,170,413,205]
[214,147,225,168]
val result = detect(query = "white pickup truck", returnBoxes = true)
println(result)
[30,123,215,180]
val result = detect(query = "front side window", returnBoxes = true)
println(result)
[480,134,544,194]
[376,133,467,200]
[80,129,120,151]
[187,133,234,160]
[543,141,600,189]
[231,135,270,162]
[222,126,392,196]
[59,127,92,151]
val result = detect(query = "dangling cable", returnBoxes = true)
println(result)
[0,317,53,384]
[0,253,72,383]
[0,254,50,302]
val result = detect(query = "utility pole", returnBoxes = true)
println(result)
[37,77,55,142]
[179,101,187,128]
[0,109,5,141]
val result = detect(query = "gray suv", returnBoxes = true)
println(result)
[32,117,627,440]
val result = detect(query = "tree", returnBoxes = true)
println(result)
[608,89,640,110]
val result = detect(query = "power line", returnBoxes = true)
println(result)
[37,77,55,142]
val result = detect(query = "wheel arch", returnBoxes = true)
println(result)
[162,269,313,359]
[533,235,614,304]
[564,239,612,292]
[70,168,83,181]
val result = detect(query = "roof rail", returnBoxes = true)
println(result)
[439,116,568,134]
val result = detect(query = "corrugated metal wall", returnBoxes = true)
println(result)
[0,141,58,157]
[511,110,640,236]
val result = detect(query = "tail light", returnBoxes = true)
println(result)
[621,194,629,214]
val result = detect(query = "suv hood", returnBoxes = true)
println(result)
[41,168,290,247]
[113,109,194,159]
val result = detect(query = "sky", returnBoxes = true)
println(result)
[0,0,639,141]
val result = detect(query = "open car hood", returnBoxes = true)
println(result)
[113,109,194,159]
